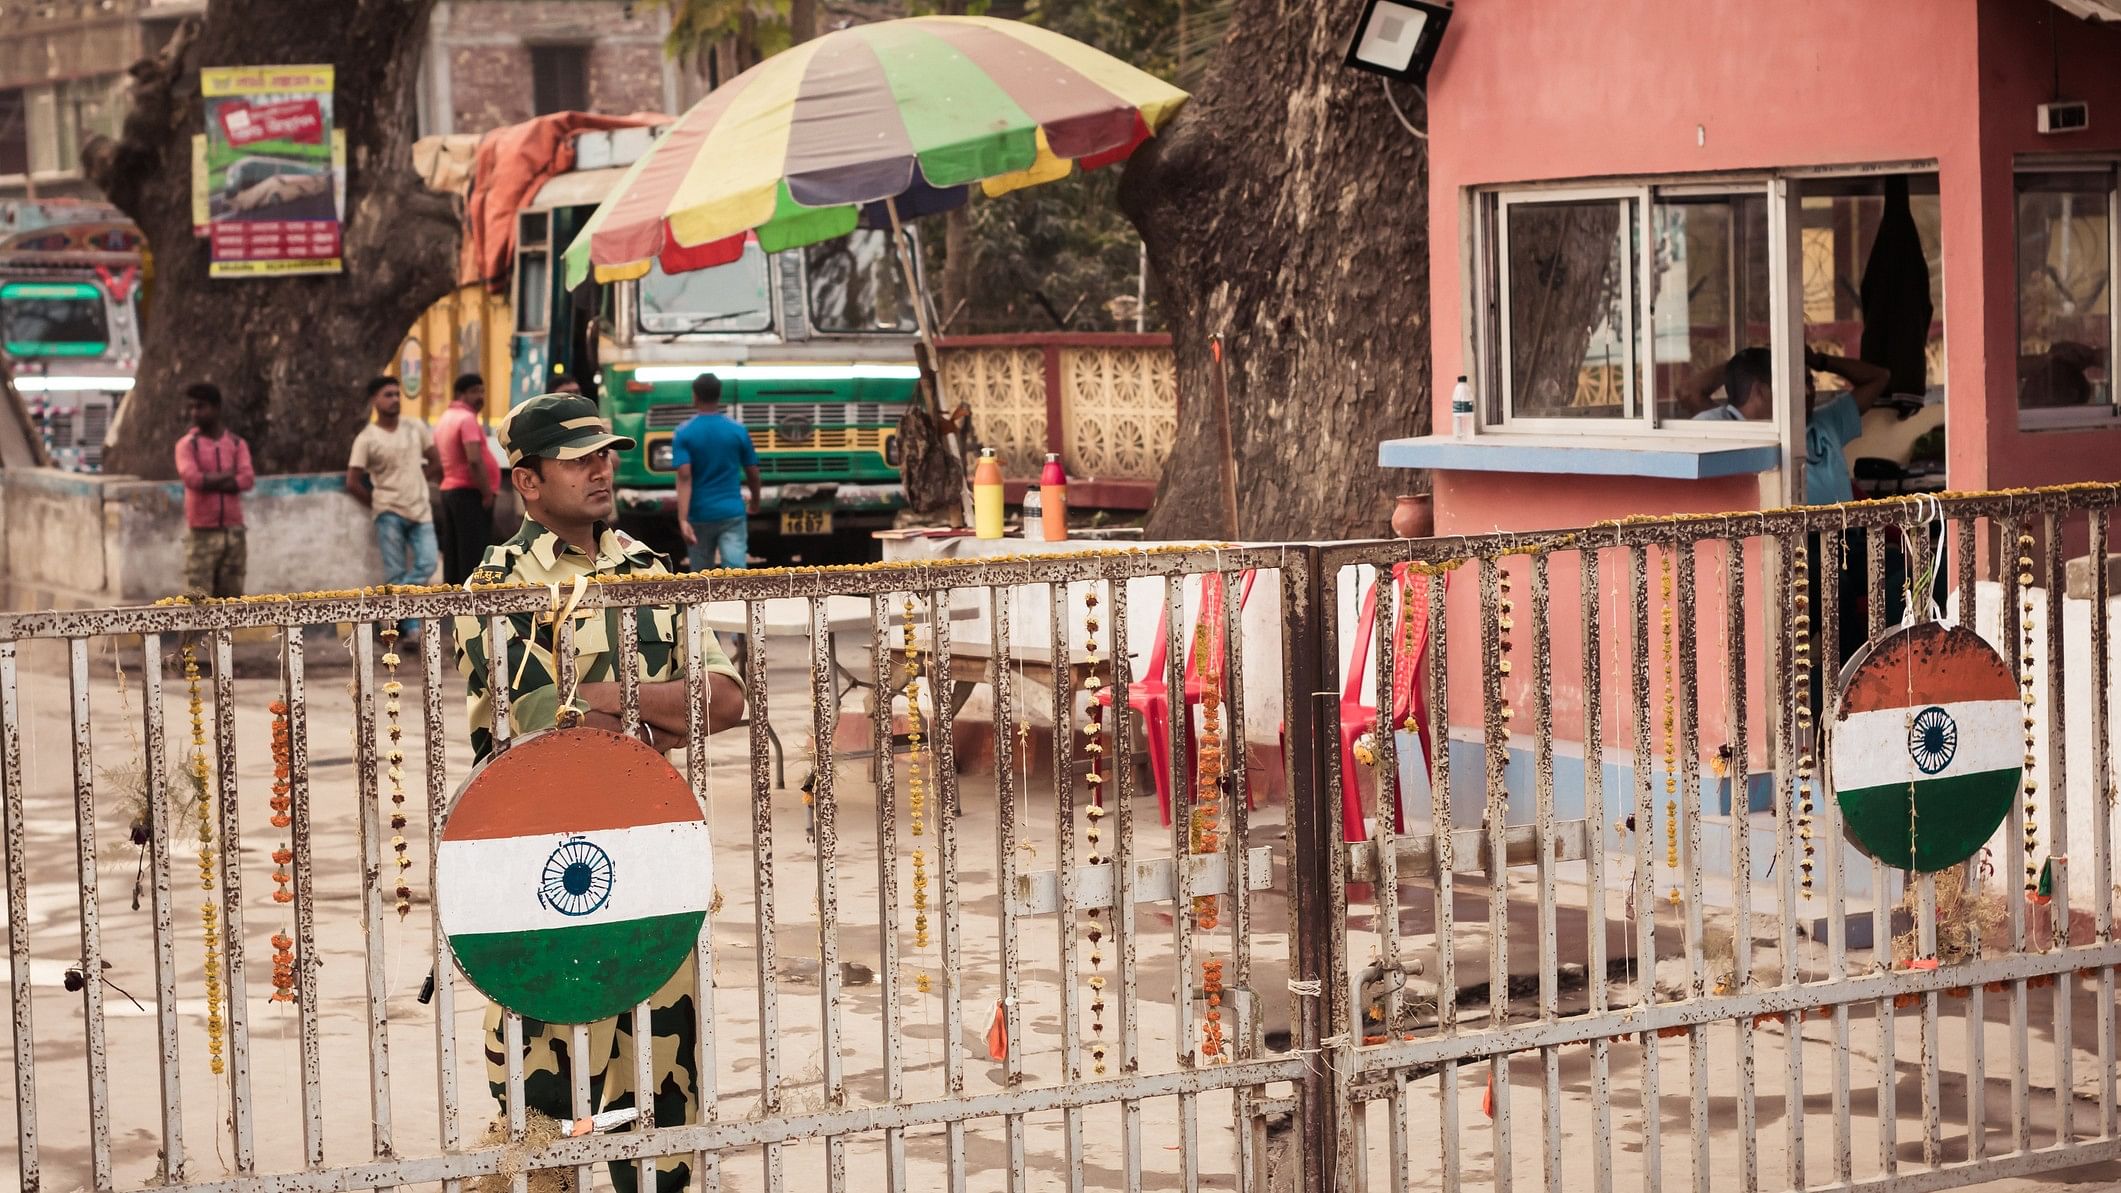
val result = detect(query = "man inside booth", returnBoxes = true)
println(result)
[1693,345,1892,504]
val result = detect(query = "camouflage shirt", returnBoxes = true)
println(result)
[454,517,740,763]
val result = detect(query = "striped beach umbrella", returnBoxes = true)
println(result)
[1830,621,2020,873]
[435,728,711,1025]
[560,15,1189,290]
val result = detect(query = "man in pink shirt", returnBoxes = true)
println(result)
[435,373,500,585]
[172,383,255,599]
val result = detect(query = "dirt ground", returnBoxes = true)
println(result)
[2,628,2117,1193]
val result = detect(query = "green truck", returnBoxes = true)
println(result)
[403,124,920,551]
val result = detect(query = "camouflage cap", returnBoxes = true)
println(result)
[497,393,635,467]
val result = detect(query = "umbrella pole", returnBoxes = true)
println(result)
[886,196,947,419]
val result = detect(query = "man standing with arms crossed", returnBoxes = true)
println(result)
[436,373,500,585]
[347,375,441,643]
[174,382,254,601]
[454,392,744,1193]
[672,372,760,570]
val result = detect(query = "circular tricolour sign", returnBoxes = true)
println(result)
[1831,621,2019,873]
[435,727,710,1025]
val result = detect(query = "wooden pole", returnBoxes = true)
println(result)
[885,195,946,418]
[1211,333,1239,539]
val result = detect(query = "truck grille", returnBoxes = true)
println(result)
[644,402,895,431]
[759,454,853,477]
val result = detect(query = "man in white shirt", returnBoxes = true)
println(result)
[347,375,442,642]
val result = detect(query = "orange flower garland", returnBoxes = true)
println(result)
[269,698,296,1003]
[1191,602,1227,1064]
[1082,586,1109,1075]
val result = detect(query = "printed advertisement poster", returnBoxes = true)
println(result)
[200,65,340,277]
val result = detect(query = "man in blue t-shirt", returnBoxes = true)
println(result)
[673,373,762,570]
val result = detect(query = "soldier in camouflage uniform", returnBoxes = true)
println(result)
[454,393,745,1193]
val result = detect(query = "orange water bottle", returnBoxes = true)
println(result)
[1039,452,1068,541]
[972,447,1005,539]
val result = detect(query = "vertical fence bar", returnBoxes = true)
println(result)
[1627,545,1662,1192]
[806,598,847,1193]
[1724,535,1756,1193]
[1282,549,1340,1190]
[1581,547,1613,1193]
[746,604,785,1193]
[1050,581,1086,1193]
[869,595,906,1193]
[419,620,460,1193]
[2002,516,2031,1156]
[484,615,527,1193]
[138,634,186,1184]
[927,588,971,1193]
[348,624,395,1166]
[1954,516,1986,1164]
[1430,562,1460,1193]
[209,629,257,1174]
[2091,509,2118,1141]
[1673,544,1710,1193]
[1772,534,1803,1193]
[1109,575,1147,1193]
[991,585,1027,1191]
[1529,552,1563,1193]
[1476,556,1513,1193]
[1862,525,1899,1181]
[1164,573,1201,1193]
[1817,526,1852,1185]
[1372,558,1410,1191]
[1222,562,1259,1193]
[68,638,113,1190]
[286,627,325,1170]
[619,608,663,1193]
[1912,517,1943,1169]
[0,640,34,1193]
[681,600,719,1192]
[2041,513,2073,1147]
[553,582,596,1193]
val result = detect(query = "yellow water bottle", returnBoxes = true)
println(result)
[973,447,1005,539]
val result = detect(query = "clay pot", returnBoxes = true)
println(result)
[1390,493,1434,540]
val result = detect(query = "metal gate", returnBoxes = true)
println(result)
[2,486,2118,1193]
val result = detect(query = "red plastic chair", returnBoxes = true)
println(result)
[1100,570,1257,825]
[1282,566,1439,843]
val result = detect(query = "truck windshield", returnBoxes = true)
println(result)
[638,242,772,334]
[0,281,109,357]
[806,229,915,333]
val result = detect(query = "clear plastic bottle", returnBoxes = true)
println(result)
[1451,375,1474,439]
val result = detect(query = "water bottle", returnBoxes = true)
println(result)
[1020,485,1043,540]
[1451,375,1474,439]
[1039,452,1068,541]
[972,448,1005,539]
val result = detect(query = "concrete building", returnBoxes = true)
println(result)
[0,0,685,201]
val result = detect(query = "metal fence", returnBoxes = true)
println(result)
[1,485,2118,1193]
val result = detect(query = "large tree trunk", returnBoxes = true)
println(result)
[1119,5,1431,542]
[85,0,459,480]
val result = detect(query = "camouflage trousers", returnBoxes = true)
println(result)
[483,966,699,1193]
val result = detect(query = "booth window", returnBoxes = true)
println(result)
[1480,184,1773,434]
[2016,168,2116,428]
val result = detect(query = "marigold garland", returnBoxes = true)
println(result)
[381,629,413,918]
[185,646,224,1074]
[269,697,296,1003]
[1191,591,1228,1064]
[1659,551,1683,907]
[1081,586,1109,1075]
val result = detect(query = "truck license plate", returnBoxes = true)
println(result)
[780,507,833,536]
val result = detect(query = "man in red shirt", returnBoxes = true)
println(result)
[435,373,500,585]
[172,382,255,600]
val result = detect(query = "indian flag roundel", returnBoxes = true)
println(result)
[1830,621,2019,873]
[436,727,711,1025]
